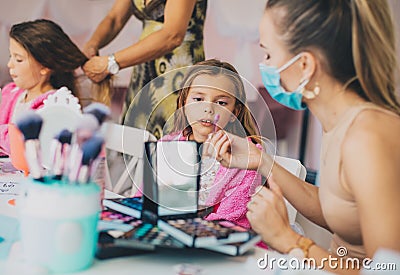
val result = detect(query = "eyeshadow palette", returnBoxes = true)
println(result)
[120,222,185,248]
[103,197,143,219]
[99,208,185,249]
[101,209,139,223]
[157,218,258,248]
[100,141,261,256]
[97,230,155,259]
[202,235,262,256]
[98,209,141,232]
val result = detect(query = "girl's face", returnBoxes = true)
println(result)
[259,9,302,92]
[185,74,238,142]
[7,38,46,91]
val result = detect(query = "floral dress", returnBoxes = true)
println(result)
[124,0,207,139]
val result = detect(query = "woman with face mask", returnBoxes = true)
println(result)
[204,0,400,273]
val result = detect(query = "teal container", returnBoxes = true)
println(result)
[19,178,100,273]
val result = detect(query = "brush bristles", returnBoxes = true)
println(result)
[77,114,100,132]
[56,129,73,144]
[83,103,110,125]
[16,111,43,140]
[81,135,104,165]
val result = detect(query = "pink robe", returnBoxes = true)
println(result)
[161,132,262,228]
[0,82,55,156]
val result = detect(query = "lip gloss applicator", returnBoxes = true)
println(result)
[213,114,220,133]
[204,114,221,160]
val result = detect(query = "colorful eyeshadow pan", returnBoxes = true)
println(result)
[167,218,244,238]
[102,208,184,248]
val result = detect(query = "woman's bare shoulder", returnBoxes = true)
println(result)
[346,107,400,145]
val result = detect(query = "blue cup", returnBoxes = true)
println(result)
[18,178,100,273]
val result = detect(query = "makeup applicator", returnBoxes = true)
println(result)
[15,111,44,181]
[77,134,105,184]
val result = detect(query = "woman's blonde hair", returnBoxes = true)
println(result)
[173,59,260,140]
[266,0,400,114]
[89,78,113,106]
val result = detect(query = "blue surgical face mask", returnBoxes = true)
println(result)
[259,53,308,110]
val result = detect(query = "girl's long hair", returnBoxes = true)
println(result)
[10,19,111,105]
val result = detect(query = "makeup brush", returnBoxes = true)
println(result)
[67,149,83,183]
[66,114,99,180]
[15,111,44,181]
[74,114,100,145]
[83,103,110,127]
[50,129,73,180]
[77,135,104,184]
[213,114,220,133]
[57,129,73,145]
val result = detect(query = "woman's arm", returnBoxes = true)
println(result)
[342,110,400,257]
[115,0,197,68]
[83,0,134,57]
[206,130,330,229]
[262,155,330,230]
[83,0,197,82]
[248,178,359,275]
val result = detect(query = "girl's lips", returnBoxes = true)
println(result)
[198,119,215,127]
[200,121,213,127]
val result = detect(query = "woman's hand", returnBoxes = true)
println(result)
[203,130,263,170]
[82,43,99,58]
[247,175,299,253]
[82,56,109,83]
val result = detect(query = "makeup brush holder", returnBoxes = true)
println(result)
[18,178,100,273]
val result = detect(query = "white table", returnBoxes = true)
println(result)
[0,169,331,275]
[0,176,274,275]
[3,242,277,275]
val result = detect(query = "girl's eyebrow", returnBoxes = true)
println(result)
[189,90,235,99]
[215,95,233,99]
[214,96,235,102]
[189,90,205,95]
[10,52,24,58]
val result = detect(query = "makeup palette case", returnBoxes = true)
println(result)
[101,141,260,255]
[142,141,260,250]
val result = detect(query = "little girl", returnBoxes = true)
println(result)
[162,59,261,228]
[0,19,109,156]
